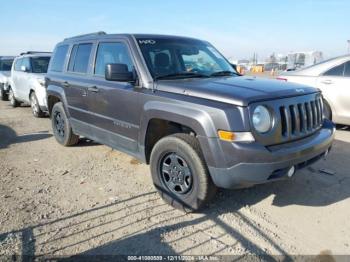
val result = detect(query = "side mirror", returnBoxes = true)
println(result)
[105,63,135,82]
[20,65,29,72]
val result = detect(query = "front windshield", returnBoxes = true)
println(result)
[136,37,237,79]
[31,57,50,73]
[0,59,14,71]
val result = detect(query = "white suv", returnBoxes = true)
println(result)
[9,52,51,117]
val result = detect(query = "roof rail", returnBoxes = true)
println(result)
[20,51,52,56]
[64,31,107,41]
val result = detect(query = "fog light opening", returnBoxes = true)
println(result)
[287,166,296,178]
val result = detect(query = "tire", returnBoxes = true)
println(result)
[8,88,20,107]
[150,133,217,212]
[51,102,79,146]
[323,99,332,121]
[30,92,45,118]
[0,85,8,101]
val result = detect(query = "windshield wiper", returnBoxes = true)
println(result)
[210,71,239,77]
[155,72,209,80]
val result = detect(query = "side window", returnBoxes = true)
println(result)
[50,45,69,72]
[14,58,23,71]
[344,61,350,77]
[94,42,134,76]
[323,63,345,76]
[68,43,92,73]
[22,58,31,72]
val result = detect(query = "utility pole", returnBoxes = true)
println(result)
[348,40,350,54]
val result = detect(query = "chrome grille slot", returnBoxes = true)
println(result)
[280,106,288,137]
[305,102,312,130]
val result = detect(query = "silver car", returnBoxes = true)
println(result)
[278,55,350,125]
[9,52,51,117]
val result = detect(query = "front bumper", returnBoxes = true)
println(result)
[208,120,335,189]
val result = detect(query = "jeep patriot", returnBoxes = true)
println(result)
[46,32,334,211]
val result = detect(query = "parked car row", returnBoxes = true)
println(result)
[0,52,52,117]
[1,32,335,211]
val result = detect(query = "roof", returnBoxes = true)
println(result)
[60,31,205,44]
[18,51,52,58]
[282,54,350,76]
[0,56,15,60]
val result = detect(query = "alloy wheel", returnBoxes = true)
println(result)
[54,111,65,138]
[160,152,193,195]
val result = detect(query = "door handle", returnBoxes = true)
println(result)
[321,80,333,85]
[88,86,99,93]
[62,81,70,88]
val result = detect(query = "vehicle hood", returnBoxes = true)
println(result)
[0,71,11,83]
[0,71,11,77]
[155,76,318,106]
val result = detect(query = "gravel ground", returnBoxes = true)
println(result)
[1,100,350,259]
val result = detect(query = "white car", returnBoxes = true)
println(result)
[0,56,15,101]
[278,55,350,125]
[9,52,51,117]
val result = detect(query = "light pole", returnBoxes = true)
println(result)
[348,40,350,54]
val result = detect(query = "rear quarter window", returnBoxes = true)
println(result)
[68,43,93,74]
[50,45,69,72]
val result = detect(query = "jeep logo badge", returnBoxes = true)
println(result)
[295,88,305,93]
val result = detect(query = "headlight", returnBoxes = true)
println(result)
[252,105,272,133]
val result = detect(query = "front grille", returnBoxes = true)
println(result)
[279,96,323,139]
[250,93,323,146]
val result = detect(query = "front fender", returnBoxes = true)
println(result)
[139,101,224,167]
[47,84,70,117]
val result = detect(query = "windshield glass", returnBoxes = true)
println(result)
[31,57,51,73]
[136,37,237,79]
[0,59,14,71]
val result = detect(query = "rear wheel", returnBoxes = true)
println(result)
[51,102,79,146]
[0,85,8,101]
[9,88,19,107]
[150,133,217,212]
[30,92,45,117]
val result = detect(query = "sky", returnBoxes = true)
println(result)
[0,0,349,60]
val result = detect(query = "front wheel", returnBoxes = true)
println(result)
[51,102,79,146]
[150,133,217,212]
[30,92,45,118]
[9,88,19,107]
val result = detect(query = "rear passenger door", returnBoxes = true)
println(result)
[87,40,142,154]
[64,42,95,132]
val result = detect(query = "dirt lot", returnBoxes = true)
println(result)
[1,99,350,259]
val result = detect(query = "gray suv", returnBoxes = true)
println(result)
[47,32,335,211]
